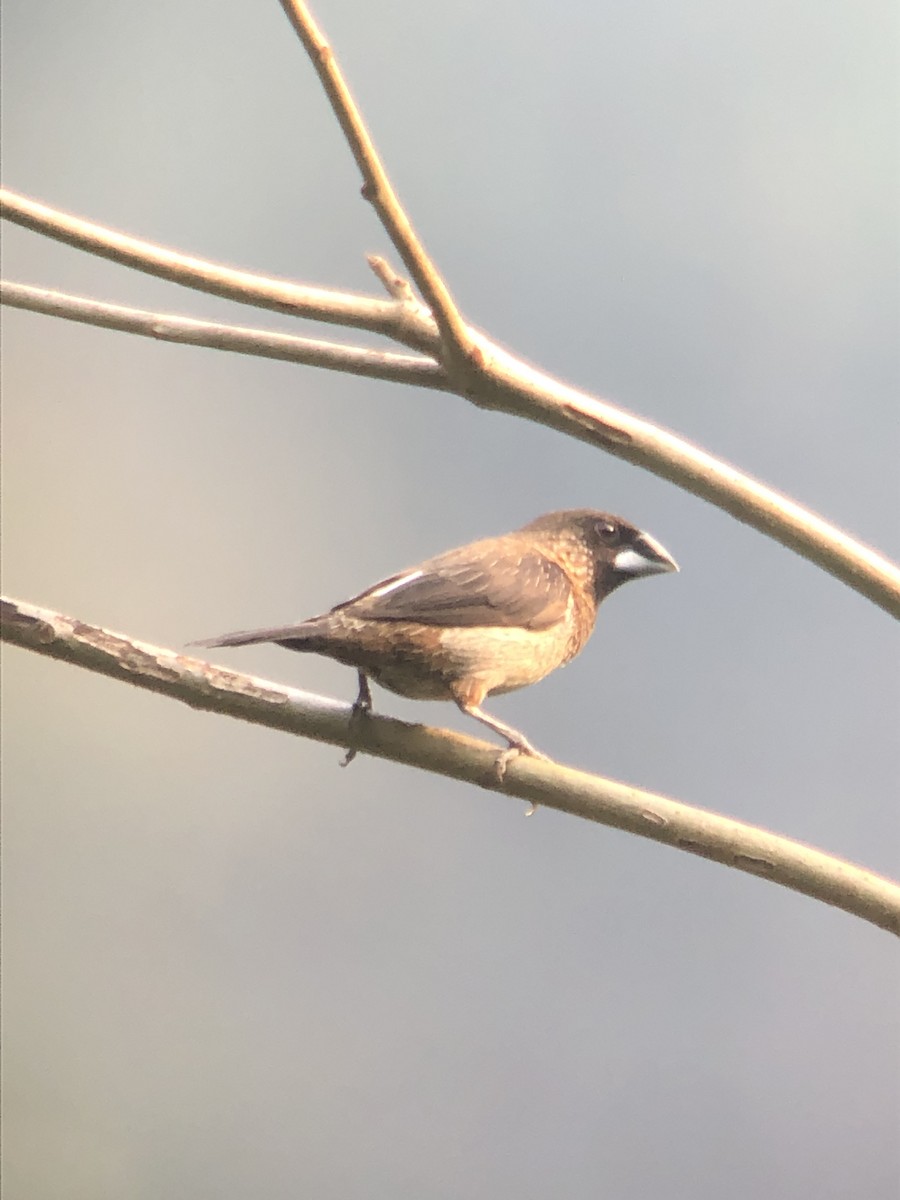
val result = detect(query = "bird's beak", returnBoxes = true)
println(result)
[614,531,679,578]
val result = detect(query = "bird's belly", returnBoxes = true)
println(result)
[366,663,455,701]
[435,622,574,696]
[320,615,580,702]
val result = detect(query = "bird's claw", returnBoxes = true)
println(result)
[340,744,358,768]
[341,707,367,766]
[491,741,549,816]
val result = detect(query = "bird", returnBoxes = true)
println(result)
[192,510,678,772]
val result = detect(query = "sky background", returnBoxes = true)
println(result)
[2,2,899,1197]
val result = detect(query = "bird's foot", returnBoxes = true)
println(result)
[492,737,549,814]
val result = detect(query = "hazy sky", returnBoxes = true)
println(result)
[3,2,898,1197]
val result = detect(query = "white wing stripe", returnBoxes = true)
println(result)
[367,569,425,599]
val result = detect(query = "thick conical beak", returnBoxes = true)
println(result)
[613,530,679,579]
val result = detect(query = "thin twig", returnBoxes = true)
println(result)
[2,282,446,388]
[0,187,438,353]
[3,595,898,936]
[367,254,416,304]
[277,0,477,378]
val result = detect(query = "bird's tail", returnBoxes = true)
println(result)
[189,622,319,650]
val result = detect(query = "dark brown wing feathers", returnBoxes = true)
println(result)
[336,550,571,630]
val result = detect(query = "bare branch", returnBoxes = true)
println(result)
[268,2,900,613]
[2,282,446,389]
[277,0,476,378]
[3,595,899,936]
[463,343,900,619]
[3,189,898,616]
[0,187,438,353]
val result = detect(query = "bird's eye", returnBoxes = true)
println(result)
[595,519,618,543]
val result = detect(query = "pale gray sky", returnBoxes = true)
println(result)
[3,2,899,1197]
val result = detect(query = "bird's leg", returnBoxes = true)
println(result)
[354,670,373,713]
[341,671,373,767]
[453,689,548,806]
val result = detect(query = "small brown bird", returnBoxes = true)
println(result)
[194,510,677,769]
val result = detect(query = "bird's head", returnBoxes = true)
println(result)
[521,509,679,602]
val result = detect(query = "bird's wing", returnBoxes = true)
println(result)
[334,549,571,630]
